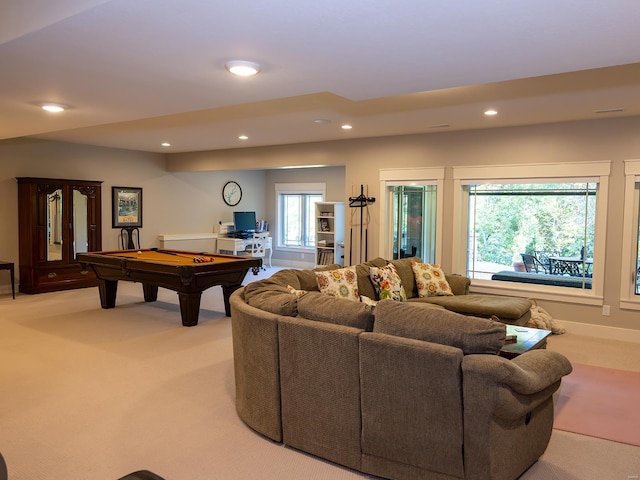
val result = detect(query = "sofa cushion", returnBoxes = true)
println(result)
[412,294,532,322]
[355,257,388,300]
[315,266,360,301]
[374,299,506,355]
[370,263,407,301]
[297,291,375,330]
[243,280,299,316]
[389,257,421,298]
[411,261,454,297]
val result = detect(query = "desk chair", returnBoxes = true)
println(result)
[119,227,140,250]
[243,232,268,272]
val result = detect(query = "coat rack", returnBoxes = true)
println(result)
[348,184,375,264]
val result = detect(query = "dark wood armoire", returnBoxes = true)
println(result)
[17,177,102,293]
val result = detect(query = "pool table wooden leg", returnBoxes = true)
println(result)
[142,283,159,302]
[98,279,118,308]
[178,292,202,327]
[222,285,241,317]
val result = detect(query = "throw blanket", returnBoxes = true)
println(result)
[527,299,566,334]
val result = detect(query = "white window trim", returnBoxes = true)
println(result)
[378,167,445,261]
[620,159,640,310]
[452,161,610,305]
[275,182,326,253]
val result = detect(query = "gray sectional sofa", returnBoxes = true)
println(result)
[230,258,572,480]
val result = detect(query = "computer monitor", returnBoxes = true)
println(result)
[233,211,256,234]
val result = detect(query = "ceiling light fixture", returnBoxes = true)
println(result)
[238,135,249,140]
[341,124,353,130]
[40,103,67,113]
[225,61,261,77]
[484,109,498,116]
[161,142,171,147]
[313,119,331,124]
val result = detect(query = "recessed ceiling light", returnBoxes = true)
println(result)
[484,109,498,116]
[238,135,249,140]
[314,119,331,124]
[341,124,353,130]
[161,142,171,147]
[40,103,67,113]
[225,61,261,77]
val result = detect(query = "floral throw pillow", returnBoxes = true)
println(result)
[315,266,360,301]
[287,285,308,298]
[411,261,454,297]
[370,264,407,301]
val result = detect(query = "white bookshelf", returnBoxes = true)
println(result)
[315,201,345,266]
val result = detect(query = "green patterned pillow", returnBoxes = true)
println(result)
[315,266,360,301]
[370,263,407,301]
[411,261,454,297]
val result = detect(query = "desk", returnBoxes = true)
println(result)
[78,249,261,326]
[0,261,15,299]
[217,235,272,267]
[548,256,593,277]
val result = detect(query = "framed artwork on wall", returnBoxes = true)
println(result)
[112,186,143,227]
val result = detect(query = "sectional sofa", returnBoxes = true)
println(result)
[230,258,572,480]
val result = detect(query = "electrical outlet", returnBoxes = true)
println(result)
[602,305,611,316]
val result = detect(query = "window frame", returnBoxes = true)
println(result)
[275,182,326,253]
[452,162,610,305]
[619,159,640,310]
[378,167,445,261]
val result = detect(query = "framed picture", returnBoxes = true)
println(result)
[112,186,143,227]
[319,218,330,232]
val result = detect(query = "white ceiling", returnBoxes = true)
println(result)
[2,0,640,154]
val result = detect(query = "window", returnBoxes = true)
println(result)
[619,159,640,310]
[453,162,609,304]
[379,168,444,262]
[276,183,325,250]
[466,182,596,289]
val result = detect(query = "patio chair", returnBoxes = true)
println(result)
[521,253,548,274]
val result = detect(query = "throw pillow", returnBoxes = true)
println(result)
[287,285,308,298]
[315,266,360,301]
[360,295,378,306]
[411,261,454,297]
[370,263,407,301]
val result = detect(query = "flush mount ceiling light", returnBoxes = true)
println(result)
[40,103,67,113]
[484,109,498,116]
[238,135,249,140]
[161,142,171,147]
[225,61,261,77]
[341,124,353,130]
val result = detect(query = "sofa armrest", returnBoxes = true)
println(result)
[445,274,471,295]
[462,350,572,419]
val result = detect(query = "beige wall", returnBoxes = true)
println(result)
[168,116,640,332]
[2,116,640,331]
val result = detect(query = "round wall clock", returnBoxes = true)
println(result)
[222,181,242,206]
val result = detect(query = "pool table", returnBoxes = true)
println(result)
[77,249,262,326]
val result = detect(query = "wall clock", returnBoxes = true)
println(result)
[222,181,242,206]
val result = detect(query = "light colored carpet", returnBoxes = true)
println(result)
[1,274,639,480]
[554,363,640,447]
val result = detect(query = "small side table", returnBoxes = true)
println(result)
[0,261,15,299]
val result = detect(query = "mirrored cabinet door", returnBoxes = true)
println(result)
[18,177,102,294]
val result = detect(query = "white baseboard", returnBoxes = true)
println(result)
[559,319,640,344]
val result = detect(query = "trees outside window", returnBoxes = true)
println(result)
[467,182,596,287]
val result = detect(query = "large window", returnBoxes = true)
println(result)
[466,182,596,289]
[620,160,640,310]
[453,162,609,304]
[276,183,325,250]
